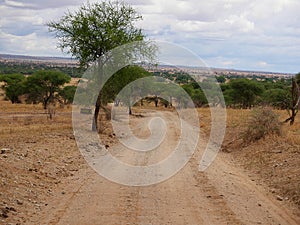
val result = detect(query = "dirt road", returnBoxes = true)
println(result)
[27,110,299,225]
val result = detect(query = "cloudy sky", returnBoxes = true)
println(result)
[0,0,299,73]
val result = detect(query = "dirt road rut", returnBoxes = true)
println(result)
[28,111,299,225]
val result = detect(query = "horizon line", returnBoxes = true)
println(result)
[0,53,296,75]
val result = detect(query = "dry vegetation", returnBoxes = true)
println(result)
[0,101,86,224]
[221,108,300,215]
[0,97,299,223]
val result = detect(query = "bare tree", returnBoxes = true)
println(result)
[284,78,300,125]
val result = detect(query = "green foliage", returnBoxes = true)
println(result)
[148,80,179,107]
[144,73,294,110]
[0,61,83,77]
[48,1,144,68]
[175,73,190,84]
[262,88,290,109]
[296,73,300,85]
[0,74,25,103]
[216,75,226,83]
[182,84,193,96]
[58,85,77,104]
[100,65,151,106]
[24,70,70,109]
[225,78,264,108]
[48,0,154,131]
[182,83,208,107]
[192,89,208,107]
[243,107,282,143]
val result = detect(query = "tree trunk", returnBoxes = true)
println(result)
[129,105,132,115]
[43,100,47,110]
[290,109,296,125]
[92,105,100,131]
[284,78,300,125]
[92,58,104,132]
[92,94,101,131]
[155,96,158,107]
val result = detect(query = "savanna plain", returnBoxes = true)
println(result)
[0,90,299,224]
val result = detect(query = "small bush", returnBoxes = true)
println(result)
[243,107,282,143]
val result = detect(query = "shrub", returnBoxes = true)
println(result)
[243,107,282,143]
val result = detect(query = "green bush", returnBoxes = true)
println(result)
[243,107,282,143]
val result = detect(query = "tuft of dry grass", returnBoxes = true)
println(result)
[242,107,282,143]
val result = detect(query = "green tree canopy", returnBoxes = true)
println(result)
[101,65,151,106]
[296,72,300,85]
[0,74,25,103]
[48,1,144,68]
[181,84,208,108]
[216,75,226,83]
[48,0,151,131]
[58,85,77,105]
[262,88,290,109]
[25,70,70,109]
[226,78,264,108]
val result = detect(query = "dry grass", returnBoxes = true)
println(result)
[242,107,282,143]
[221,107,300,213]
[0,99,85,224]
[0,100,299,222]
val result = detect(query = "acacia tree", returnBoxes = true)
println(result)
[101,65,151,115]
[25,70,70,109]
[0,74,25,103]
[227,78,264,108]
[58,85,77,104]
[48,1,150,131]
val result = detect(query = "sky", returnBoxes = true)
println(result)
[0,0,299,73]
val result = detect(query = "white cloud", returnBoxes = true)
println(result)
[224,15,255,33]
[3,0,83,9]
[0,0,299,72]
[257,61,268,67]
[0,30,60,56]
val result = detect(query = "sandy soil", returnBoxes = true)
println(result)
[0,103,299,224]
[28,110,300,224]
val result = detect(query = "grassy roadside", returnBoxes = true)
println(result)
[221,108,300,216]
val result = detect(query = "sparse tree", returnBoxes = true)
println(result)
[58,85,77,105]
[262,88,290,109]
[227,78,264,108]
[216,75,226,83]
[48,1,153,131]
[0,74,25,103]
[101,65,151,115]
[25,70,70,109]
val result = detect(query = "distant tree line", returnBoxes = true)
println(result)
[0,66,152,111]
[1,68,299,126]
[1,69,299,112]
[0,61,83,78]
[155,71,299,111]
